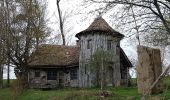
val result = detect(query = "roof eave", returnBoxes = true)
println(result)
[75,30,124,39]
[27,64,79,68]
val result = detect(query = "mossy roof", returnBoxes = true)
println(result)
[28,44,79,68]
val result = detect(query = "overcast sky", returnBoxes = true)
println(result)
[5,0,170,79]
[46,0,138,57]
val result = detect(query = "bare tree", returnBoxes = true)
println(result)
[55,0,77,45]
[81,2,170,45]
[56,0,66,45]
[0,0,50,86]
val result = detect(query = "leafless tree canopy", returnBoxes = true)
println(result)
[0,0,50,79]
[83,0,170,45]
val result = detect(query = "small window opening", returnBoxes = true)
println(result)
[70,69,78,80]
[85,64,88,74]
[107,40,112,50]
[47,71,57,80]
[35,71,40,77]
[87,39,92,49]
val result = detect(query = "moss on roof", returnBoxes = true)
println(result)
[28,44,79,68]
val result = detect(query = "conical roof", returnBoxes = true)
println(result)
[75,17,124,38]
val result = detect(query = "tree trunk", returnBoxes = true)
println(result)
[7,59,10,87]
[56,0,66,45]
[0,65,3,88]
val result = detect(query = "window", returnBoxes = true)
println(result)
[70,69,78,80]
[87,39,92,49]
[35,71,40,77]
[85,64,88,74]
[107,40,112,50]
[47,71,57,80]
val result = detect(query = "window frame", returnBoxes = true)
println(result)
[70,69,78,80]
[34,71,40,77]
[107,40,112,50]
[87,39,92,49]
[47,71,57,80]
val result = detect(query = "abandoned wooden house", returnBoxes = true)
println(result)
[28,17,132,88]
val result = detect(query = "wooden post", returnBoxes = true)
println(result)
[7,58,10,87]
[137,46,163,95]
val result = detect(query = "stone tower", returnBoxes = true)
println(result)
[75,17,125,87]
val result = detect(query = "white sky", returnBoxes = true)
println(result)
[6,0,170,79]
[46,0,137,57]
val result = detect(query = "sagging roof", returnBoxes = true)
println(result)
[28,44,79,68]
[76,17,124,38]
[28,44,132,68]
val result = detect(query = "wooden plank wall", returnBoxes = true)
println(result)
[78,32,122,87]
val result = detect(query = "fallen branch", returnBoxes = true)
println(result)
[144,65,170,96]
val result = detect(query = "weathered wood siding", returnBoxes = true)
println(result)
[28,67,79,88]
[120,63,128,86]
[78,32,122,87]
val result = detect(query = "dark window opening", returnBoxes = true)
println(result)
[47,71,57,80]
[70,69,78,80]
[87,39,92,49]
[85,64,88,74]
[107,40,112,50]
[35,71,40,77]
[85,64,87,74]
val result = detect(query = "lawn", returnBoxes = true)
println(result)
[0,77,169,100]
[0,87,139,100]
[0,87,170,100]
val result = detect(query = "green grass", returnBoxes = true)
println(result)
[0,88,11,100]
[0,87,170,100]
[3,79,16,86]
[163,76,170,86]
[0,87,138,100]
[0,77,169,100]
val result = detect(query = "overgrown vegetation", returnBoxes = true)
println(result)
[0,77,169,100]
[0,87,141,100]
[0,86,169,100]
